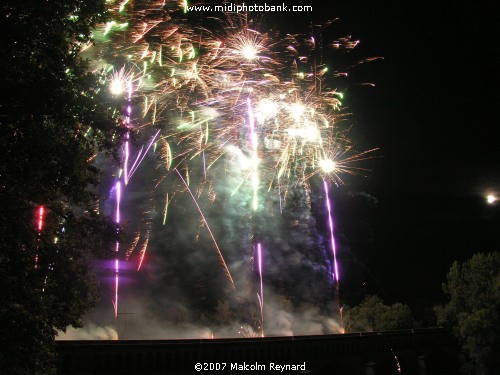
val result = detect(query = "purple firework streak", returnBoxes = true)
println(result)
[323,179,339,282]
[256,243,264,337]
[89,1,378,327]
[113,181,121,318]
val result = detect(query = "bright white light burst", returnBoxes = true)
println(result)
[110,77,125,95]
[241,43,258,60]
[320,159,337,173]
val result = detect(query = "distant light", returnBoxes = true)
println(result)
[109,78,125,95]
[286,126,319,142]
[241,44,258,60]
[226,146,251,170]
[486,194,497,204]
[37,206,45,232]
[320,159,337,173]
[256,99,278,123]
[289,102,305,121]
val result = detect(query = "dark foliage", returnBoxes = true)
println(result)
[0,1,123,373]
[435,252,500,375]
[345,295,414,332]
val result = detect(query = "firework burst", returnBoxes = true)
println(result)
[87,1,377,324]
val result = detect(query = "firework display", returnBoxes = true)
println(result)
[84,0,376,336]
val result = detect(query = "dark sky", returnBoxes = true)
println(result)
[284,0,500,312]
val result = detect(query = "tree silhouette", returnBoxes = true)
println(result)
[435,252,500,375]
[0,1,122,373]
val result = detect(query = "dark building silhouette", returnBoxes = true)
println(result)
[57,328,459,374]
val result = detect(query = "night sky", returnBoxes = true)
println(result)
[294,0,500,312]
[59,1,500,339]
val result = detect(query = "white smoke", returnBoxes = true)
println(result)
[57,322,118,340]
[62,289,342,340]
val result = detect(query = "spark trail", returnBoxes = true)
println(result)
[247,97,259,211]
[89,1,377,322]
[174,168,235,289]
[34,205,45,267]
[323,180,339,282]
[114,181,122,318]
[37,206,45,233]
[323,179,341,318]
[256,243,264,337]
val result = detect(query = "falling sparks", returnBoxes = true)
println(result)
[323,180,339,282]
[137,232,150,271]
[114,182,121,318]
[37,206,45,233]
[256,243,264,337]
[89,1,377,320]
[175,168,235,289]
[247,97,259,211]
